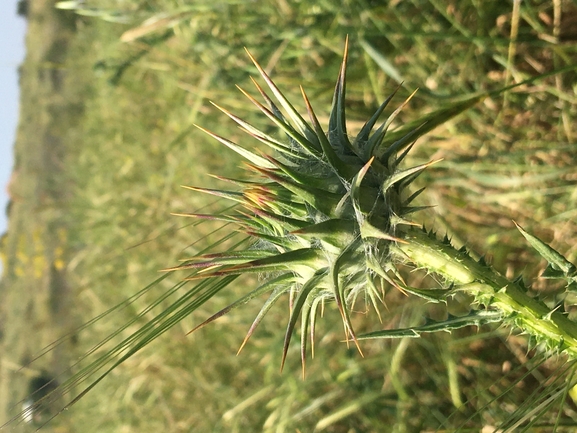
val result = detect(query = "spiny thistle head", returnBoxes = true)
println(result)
[177,38,438,371]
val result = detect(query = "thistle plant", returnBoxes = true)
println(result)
[11,38,577,430]
[180,41,442,368]
[171,38,577,367]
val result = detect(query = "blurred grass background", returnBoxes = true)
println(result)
[4,0,577,431]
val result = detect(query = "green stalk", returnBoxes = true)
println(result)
[391,228,577,357]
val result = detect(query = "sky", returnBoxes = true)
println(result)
[0,1,27,274]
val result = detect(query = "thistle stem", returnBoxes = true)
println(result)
[391,229,577,358]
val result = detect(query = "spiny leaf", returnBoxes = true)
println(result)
[163,250,274,272]
[373,90,419,157]
[244,48,320,149]
[331,239,364,355]
[309,295,325,359]
[378,124,425,167]
[328,36,354,154]
[248,76,288,126]
[281,269,328,371]
[398,285,452,303]
[366,254,403,291]
[402,187,426,206]
[394,142,416,168]
[194,124,276,169]
[378,93,485,161]
[358,310,503,340]
[300,85,356,178]
[209,101,300,158]
[299,289,315,377]
[236,85,322,159]
[354,84,401,158]
[243,207,308,231]
[189,273,295,334]
[350,157,375,220]
[237,285,289,354]
[365,276,384,323]
[249,165,343,216]
[241,127,306,160]
[390,214,421,228]
[243,232,292,249]
[514,221,577,278]
[215,248,325,275]
[170,212,239,224]
[262,154,343,192]
[180,185,244,203]
[381,160,441,193]
[291,219,358,249]
[371,89,419,162]
[207,174,259,187]
[359,220,406,243]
